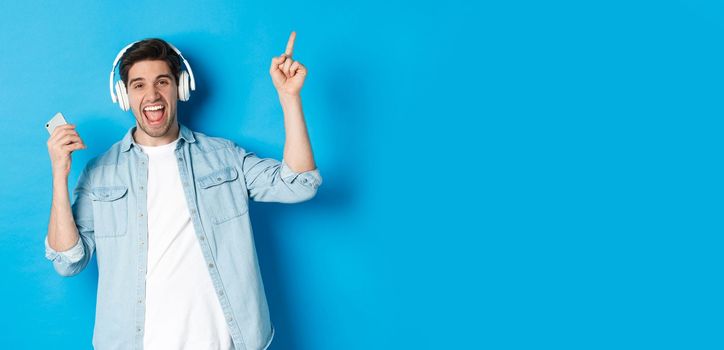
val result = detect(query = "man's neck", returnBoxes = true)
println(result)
[133,123,180,147]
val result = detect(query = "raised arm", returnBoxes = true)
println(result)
[45,124,95,276]
[269,31,317,173]
[46,124,85,252]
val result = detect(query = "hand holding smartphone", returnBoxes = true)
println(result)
[46,112,68,135]
[45,112,86,177]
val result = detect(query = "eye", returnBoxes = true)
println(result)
[133,83,144,89]
[158,79,170,86]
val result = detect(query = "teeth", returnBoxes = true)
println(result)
[144,105,164,111]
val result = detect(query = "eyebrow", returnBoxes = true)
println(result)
[128,74,174,86]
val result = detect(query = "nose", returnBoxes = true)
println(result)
[144,86,162,103]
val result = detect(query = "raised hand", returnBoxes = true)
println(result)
[47,124,86,178]
[270,31,307,96]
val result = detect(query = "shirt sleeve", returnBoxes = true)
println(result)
[45,235,84,264]
[237,146,322,203]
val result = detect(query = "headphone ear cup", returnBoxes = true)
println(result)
[115,80,130,111]
[178,71,190,101]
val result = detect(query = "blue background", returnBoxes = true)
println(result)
[0,0,722,349]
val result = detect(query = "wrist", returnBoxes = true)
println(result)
[52,169,70,182]
[277,92,301,105]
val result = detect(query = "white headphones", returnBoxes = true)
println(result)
[109,40,196,111]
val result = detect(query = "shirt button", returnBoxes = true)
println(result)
[208,263,214,269]
[218,290,224,296]
[138,299,143,304]
[178,157,183,161]
[139,186,144,190]
[139,213,144,217]
[137,328,142,332]
[199,236,205,241]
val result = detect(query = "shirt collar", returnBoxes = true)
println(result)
[120,123,196,152]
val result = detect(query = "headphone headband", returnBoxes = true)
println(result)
[108,40,196,103]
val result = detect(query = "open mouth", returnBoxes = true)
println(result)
[143,104,165,126]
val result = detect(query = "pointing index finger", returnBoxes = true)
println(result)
[284,31,296,57]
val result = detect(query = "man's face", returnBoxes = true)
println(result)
[126,60,179,145]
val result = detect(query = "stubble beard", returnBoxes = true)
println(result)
[138,114,175,138]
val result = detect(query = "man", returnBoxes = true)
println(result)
[44,32,321,350]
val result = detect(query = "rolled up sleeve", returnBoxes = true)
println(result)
[45,234,84,264]
[238,146,322,203]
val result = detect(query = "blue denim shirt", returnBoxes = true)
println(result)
[44,124,322,350]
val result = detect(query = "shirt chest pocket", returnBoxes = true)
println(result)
[89,186,128,238]
[197,167,248,224]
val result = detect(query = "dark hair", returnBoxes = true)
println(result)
[119,38,182,87]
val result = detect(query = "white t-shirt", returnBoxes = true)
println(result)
[139,139,233,350]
